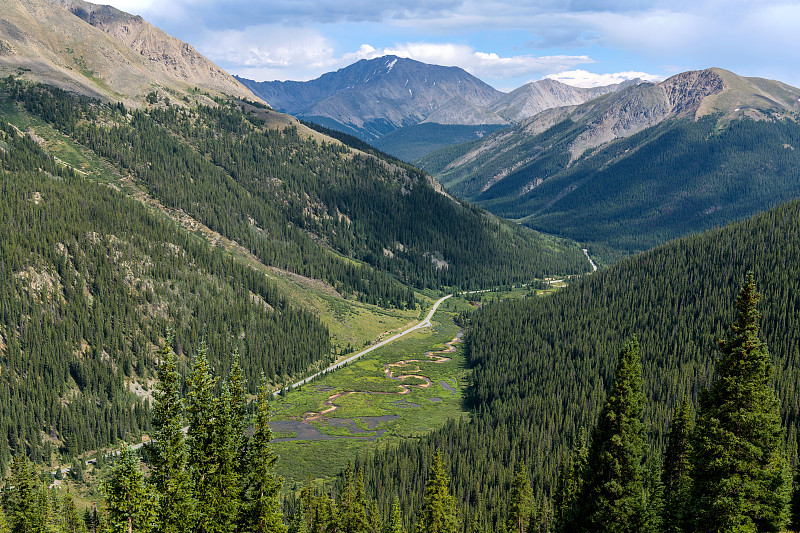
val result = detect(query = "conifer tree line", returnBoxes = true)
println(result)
[282,450,459,533]
[98,338,289,533]
[0,338,287,532]
[553,274,792,532]
[0,117,329,461]
[352,202,800,531]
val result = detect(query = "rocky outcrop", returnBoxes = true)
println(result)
[661,69,724,116]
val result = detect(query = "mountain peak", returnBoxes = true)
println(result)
[239,56,503,140]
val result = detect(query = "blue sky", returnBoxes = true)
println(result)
[103,0,800,90]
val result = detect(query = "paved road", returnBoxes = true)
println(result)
[582,248,598,272]
[279,294,453,393]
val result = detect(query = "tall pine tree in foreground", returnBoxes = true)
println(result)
[690,273,791,532]
[187,343,219,533]
[240,374,286,533]
[661,396,692,533]
[564,337,647,533]
[507,462,533,533]
[148,336,195,532]
[417,451,458,533]
[103,445,157,533]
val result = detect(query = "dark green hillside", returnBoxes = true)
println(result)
[498,116,800,255]
[429,112,800,260]
[0,119,329,464]
[355,200,800,530]
[4,79,588,296]
[372,123,507,163]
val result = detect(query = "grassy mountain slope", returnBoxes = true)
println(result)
[0,0,256,103]
[355,199,800,529]
[424,69,800,260]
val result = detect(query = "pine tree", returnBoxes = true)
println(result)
[368,501,382,533]
[553,429,588,530]
[690,273,791,532]
[240,374,286,533]
[102,445,156,533]
[564,337,647,533]
[0,506,9,533]
[791,462,800,531]
[59,492,85,533]
[7,455,41,533]
[208,381,241,531]
[340,466,368,533]
[385,498,404,533]
[417,451,458,533]
[661,397,692,533]
[507,462,533,533]
[643,454,664,533]
[148,336,195,533]
[296,477,316,533]
[186,342,218,533]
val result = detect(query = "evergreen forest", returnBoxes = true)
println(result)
[349,200,800,531]
[1,73,800,533]
[0,117,329,462]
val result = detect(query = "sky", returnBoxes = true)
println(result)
[102,0,800,91]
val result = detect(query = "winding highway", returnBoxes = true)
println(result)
[280,294,453,393]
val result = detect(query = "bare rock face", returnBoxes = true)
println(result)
[489,78,632,122]
[661,69,725,116]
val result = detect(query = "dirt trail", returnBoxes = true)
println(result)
[302,330,463,420]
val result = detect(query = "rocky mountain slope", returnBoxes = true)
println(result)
[487,77,636,123]
[238,56,629,145]
[421,68,800,258]
[239,56,505,140]
[0,0,257,103]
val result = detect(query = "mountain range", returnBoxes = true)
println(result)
[0,0,590,465]
[238,56,630,145]
[3,2,800,531]
[421,67,800,259]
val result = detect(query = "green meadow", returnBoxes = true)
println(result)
[270,297,474,489]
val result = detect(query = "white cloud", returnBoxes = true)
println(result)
[337,42,594,80]
[199,31,595,82]
[195,25,340,80]
[545,69,663,88]
[103,0,800,88]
